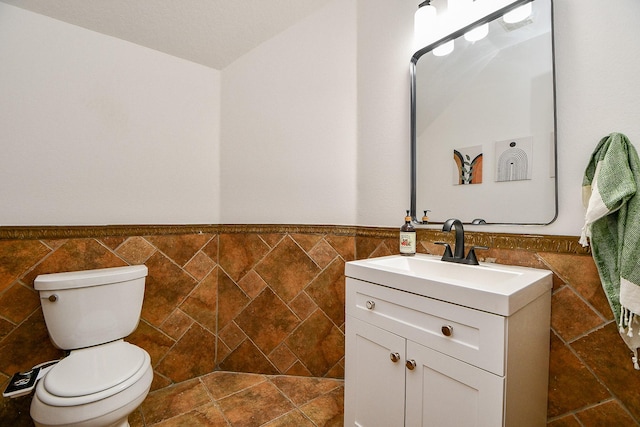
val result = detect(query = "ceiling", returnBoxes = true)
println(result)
[0,0,333,69]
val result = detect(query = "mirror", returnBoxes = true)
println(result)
[411,0,556,225]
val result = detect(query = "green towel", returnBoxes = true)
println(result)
[581,132,640,370]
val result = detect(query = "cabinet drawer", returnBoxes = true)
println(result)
[347,278,506,375]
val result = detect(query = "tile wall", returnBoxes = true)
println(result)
[0,225,638,425]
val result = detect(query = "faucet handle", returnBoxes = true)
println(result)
[465,246,488,265]
[434,242,453,258]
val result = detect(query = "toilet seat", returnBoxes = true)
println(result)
[38,340,150,407]
[31,357,153,427]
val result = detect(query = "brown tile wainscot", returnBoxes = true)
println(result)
[0,224,638,425]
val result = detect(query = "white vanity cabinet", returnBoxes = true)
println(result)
[344,254,552,427]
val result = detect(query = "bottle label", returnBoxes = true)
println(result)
[399,232,416,254]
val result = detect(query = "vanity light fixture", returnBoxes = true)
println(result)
[425,0,468,57]
[433,40,455,56]
[418,0,532,56]
[461,0,487,42]
[503,1,532,23]
[414,0,437,50]
[464,22,488,42]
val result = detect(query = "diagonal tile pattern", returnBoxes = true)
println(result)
[234,288,300,355]
[253,236,321,302]
[216,233,350,378]
[0,240,50,293]
[0,226,639,425]
[142,251,200,327]
[219,234,270,282]
[131,371,344,427]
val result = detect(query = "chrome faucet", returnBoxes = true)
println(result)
[435,218,487,265]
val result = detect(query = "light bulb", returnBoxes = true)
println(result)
[503,2,532,24]
[464,23,488,42]
[433,40,455,56]
[414,2,437,49]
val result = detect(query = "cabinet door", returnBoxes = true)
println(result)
[405,341,504,427]
[345,316,406,427]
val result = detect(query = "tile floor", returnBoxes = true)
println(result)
[129,371,344,427]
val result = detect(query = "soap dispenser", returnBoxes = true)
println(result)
[400,210,416,256]
[421,210,430,224]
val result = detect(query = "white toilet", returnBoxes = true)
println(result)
[30,265,154,427]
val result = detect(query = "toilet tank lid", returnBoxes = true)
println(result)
[34,265,148,291]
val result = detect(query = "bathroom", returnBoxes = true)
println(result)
[1,0,639,425]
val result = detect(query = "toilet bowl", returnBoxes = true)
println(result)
[30,266,153,427]
[31,341,153,427]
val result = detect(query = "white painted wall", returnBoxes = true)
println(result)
[356,0,415,228]
[356,0,640,236]
[220,0,357,224]
[2,0,639,237]
[0,3,221,225]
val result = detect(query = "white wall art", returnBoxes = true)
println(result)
[495,137,533,182]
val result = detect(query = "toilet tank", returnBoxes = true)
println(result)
[34,265,148,350]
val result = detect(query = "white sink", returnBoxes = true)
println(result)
[345,254,552,316]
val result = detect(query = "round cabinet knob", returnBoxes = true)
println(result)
[390,352,401,363]
[441,325,453,337]
[365,300,375,310]
[406,359,417,370]
[48,294,58,302]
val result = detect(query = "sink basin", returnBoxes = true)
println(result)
[365,255,520,285]
[345,254,552,316]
